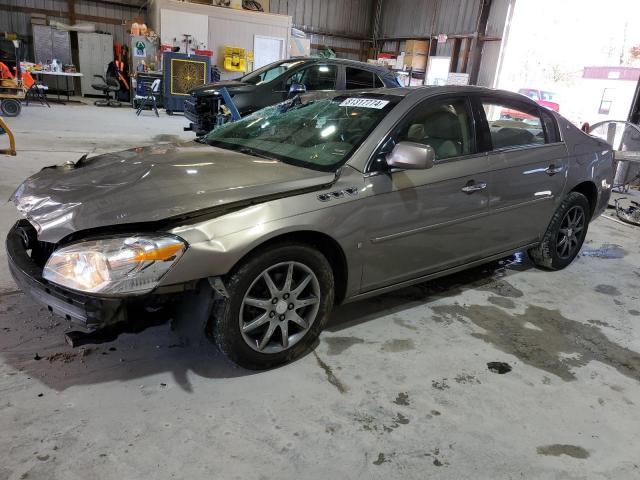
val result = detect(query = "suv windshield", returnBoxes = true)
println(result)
[205,94,399,171]
[241,60,305,85]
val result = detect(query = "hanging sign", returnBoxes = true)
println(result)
[134,40,146,57]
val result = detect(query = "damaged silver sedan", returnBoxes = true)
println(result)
[6,87,614,369]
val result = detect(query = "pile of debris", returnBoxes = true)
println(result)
[615,198,640,227]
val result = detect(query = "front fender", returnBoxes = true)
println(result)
[160,168,367,298]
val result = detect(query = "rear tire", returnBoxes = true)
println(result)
[209,243,334,370]
[0,99,21,117]
[529,192,590,270]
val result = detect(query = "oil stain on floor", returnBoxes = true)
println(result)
[323,336,365,356]
[431,304,640,381]
[595,284,622,296]
[477,279,524,298]
[536,444,589,459]
[393,392,410,406]
[487,296,516,309]
[381,339,415,353]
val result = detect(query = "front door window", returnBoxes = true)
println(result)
[285,64,338,91]
[395,99,474,160]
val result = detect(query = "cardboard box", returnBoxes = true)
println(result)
[290,37,310,57]
[125,17,145,34]
[405,39,428,56]
[404,54,427,71]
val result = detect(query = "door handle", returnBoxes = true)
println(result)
[461,181,487,194]
[545,164,564,175]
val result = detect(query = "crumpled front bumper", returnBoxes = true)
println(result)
[6,220,129,330]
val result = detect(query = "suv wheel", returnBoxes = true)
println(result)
[529,191,590,270]
[209,243,334,369]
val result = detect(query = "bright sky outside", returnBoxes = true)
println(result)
[496,0,640,124]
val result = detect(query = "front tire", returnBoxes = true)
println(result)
[209,243,334,369]
[529,192,591,270]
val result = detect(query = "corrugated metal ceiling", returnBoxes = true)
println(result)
[270,0,373,38]
[380,0,482,38]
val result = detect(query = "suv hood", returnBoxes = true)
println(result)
[189,80,256,98]
[11,142,335,243]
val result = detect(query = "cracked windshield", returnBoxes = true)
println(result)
[204,94,398,171]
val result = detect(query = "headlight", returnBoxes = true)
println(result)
[43,235,186,295]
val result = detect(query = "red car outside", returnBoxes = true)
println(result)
[501,88,560,121]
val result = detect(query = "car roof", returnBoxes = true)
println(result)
[337,85,542,104]
[289,57,397,76]
[299,85,545,114]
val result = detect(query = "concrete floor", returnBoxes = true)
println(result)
[1,101,640,480]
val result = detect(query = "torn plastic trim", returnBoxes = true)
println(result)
[208,276,229,298]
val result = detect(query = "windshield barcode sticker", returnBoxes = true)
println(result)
[339,98,390,109]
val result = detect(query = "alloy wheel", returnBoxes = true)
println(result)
[556,205,585,259]
[239,261,321,354]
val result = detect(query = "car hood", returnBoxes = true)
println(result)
[10,142,335,243]
[189,80,256,97]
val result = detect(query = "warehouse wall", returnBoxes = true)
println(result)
[151,0,291,80]
[269,0,372,60]
[1,0,513,83]
[0,0,144,47]
[269,0,372,38]
[305,34,364,61]
[378,0,514,87]
[476,0,515,87]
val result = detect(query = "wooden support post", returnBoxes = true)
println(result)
[469,0,492,84]
[67,0,77,25]
[450,38,461,72]
[429,38,438,56]
[459,37,472,73]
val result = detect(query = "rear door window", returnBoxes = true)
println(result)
[481,99,546,149]
[345,67,376,89]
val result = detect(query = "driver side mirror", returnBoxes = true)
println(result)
[386,141,435,170]
[288,82,306,98]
